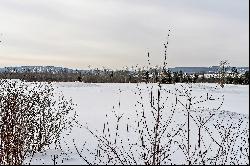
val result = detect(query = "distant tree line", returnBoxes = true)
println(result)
[0,72,78,82]
[0,67,249,85]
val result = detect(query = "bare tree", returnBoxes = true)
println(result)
[219,60,230,88]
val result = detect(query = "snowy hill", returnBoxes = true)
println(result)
[0,66,248,74]
[0,66,87,74]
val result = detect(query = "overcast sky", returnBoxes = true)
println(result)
[0,0,249,69]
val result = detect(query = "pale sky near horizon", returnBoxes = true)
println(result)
[0,0,249,69]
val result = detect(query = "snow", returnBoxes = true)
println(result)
[20,83,249,165]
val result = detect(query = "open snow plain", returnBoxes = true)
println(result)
[24,83,249,165]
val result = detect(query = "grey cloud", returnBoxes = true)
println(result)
[0,0,248,69]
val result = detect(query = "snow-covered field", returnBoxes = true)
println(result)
[23,83,249,165]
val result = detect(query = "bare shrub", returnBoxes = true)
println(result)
[0,79,77,165]
[74,82,248,165]
[78,83,178,165]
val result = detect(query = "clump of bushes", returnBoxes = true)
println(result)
[0,79,77,165]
